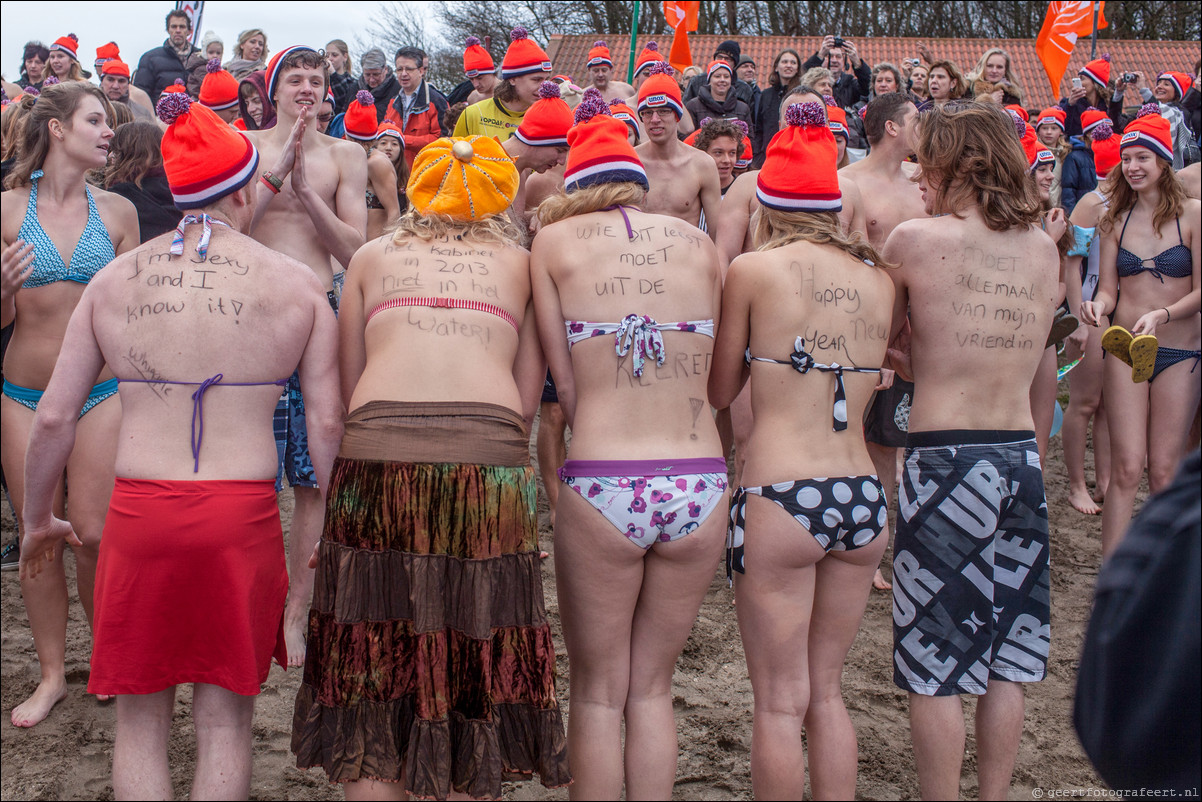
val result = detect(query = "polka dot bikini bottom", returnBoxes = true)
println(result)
[726,474,888,577]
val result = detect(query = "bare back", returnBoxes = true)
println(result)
[885,212,1059,433]
[718,242,895,482]
[532,207,723,459]
[841,159,926,250]
[340,232,535,415]
[87,226,333,480]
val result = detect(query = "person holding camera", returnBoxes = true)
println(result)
[1059,54,1114,137]
[802,35,871,110]
[1112,70,1196,168]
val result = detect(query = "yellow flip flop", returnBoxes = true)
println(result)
[1101,326,1134,367]
[1128,334,1158,383]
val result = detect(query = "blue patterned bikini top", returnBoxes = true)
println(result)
[1116,208,1191,282]
[564,313,715,378]
[20,170,115,288]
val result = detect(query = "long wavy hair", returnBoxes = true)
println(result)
[105,122,163,188]
[1,93,37,161]
[6,81,113,190]
[754,206,892,268]
[768,48,803,92]
[967,48,1025,104]
[1099,155,1186,239]
[915,102,1043,232]
[537,181,647,227]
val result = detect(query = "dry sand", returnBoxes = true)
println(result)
[1,416,1112,800]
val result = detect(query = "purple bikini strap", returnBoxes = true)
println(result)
[118,374,289,472]
[601,204,636,240]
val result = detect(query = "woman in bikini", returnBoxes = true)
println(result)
[0,81,139,727]
[293,134,569,801]
[341,90,400,240]
[530,90,727,800]
[1081,105,1201,558]
[709,102,894,800]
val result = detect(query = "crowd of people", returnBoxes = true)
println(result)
[1,8,1199,802]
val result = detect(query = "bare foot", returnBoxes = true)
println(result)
[1069,486,1102,515]
[1092,486,1107,504]
[94,693,114,703]
[284,614,307,668]
[11,678,67,727]
[873,568,892,591]
[538,551,549,560]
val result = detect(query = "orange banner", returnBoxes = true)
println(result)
[664,1,700,73]
[1036,1,1108,96]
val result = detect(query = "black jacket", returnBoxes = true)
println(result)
[754,84,791,166]
[685,87,752,134]
[108,172,182,243]
[133,40,200,102]
[684,73,754,109]
[1060,137,1098,216]
[802,52,871,110]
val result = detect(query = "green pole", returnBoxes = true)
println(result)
[627,0,642,83]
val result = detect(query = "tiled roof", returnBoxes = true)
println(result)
[546,34,1198,111]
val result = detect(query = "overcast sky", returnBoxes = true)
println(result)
[1,1,438,81]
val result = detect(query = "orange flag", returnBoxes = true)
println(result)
[664,1,700,73]
[1036,1,1108,95]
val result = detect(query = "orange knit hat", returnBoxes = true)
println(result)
[1091,123,1120,178]
[1020,124,1054,172]
[501,27,551,79]
[706,60,733,82]
[1157,71,1191,101]
[514,81,573,147]
[407,136,518,221]
[1036,106,1066,132]
[607,98,639,140]
[343,90,379,141]
[95,41,120,63]
[636,64,684,120]
[463,36,494,77]
[51,34,80,61]
[1080,53,1110,90]
[199,59,240,110]
[757,102,841,213]
[100,59,130,79]
[156,90,259,209]
[736,136,752,169]
[827,106,849,140]
[563,89,648,193]
[587,41,613,69]
[1121,103,1173,163]
[1081,107,1110,136]
[633,41,666,78]
[376,121,405,148]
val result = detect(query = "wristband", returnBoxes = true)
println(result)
[1163,307,1171,323]
[261,171,283,193]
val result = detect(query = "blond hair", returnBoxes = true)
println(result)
[391,209,523,249]
[537,181,647,227]
[755,206,891,267]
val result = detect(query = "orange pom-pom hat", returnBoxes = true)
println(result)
[199,59,240,110]
[564,89,648,193]
[1120,104,1172,163]
[587,41,613,69]
[1036,106,1066,132]
[501,27,551,79]
[636,63,684,120]
[514,81,573,147]
[633,41,666,78]
[757,101,842,213]
[1079,53,1110,90]
[1020,124,1055,172]
[343,89,380,141]
[51,34,80,61]
[100,59,130,79]
[156,89,259,209]
[463,36,494,77]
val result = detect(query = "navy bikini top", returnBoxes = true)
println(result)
[20,170,116,288]
[1116,209,1192,282]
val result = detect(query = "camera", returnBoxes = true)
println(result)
[832,36,845,48]
[1122,72,1137,84]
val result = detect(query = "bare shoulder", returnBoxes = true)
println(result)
[90,185,138,217]
[726,171,757,205]
[1,187,29,237]
[882,216,934,261]
[839,172,862,199]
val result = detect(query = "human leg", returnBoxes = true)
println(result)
[553,488,645,800]
[1146,356,1202,493]
[64,392,120,629]
[113,687,175,799]
[1093,397,1111,501]
[3,396,69,727]
[1029,346,1058,464]
[1099,355,1149,558]
[909,693,966,801]
[623,502,727,800]
[191,683,255,800]
[734,492,826,800]
[975,680,1025,801]
[1064,328,1104,514]
[806,533,888,800]
[536,400,567,527]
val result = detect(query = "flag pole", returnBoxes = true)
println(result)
[627,0,642,84]
[1090,2,1099,59]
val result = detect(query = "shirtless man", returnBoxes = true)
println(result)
[840,92,927,590]
[585,40,634,102]
[244,45,366,665]
[20,96,341,799]
[634,66,720,237]
[884,102,1057,801]
[501,81,572,231]
[462,35,497,105]
[715,84,867,266]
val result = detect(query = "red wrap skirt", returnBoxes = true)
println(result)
[88,477,288,696]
